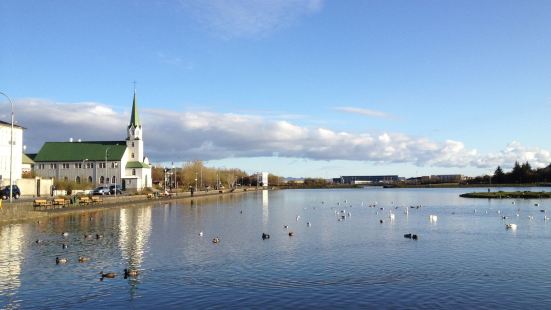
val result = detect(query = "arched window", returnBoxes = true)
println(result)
[88,176,93,183]
[132,169,136,176]
[100,176,105,184]
[76,176,81,184]
[112,176,116,184]
[131,153,135,158]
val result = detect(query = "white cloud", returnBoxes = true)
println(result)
[181,0,323,38]
[6,99,551,170]
[335,106,393,119]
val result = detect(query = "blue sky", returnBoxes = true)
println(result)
[1,0,551,178]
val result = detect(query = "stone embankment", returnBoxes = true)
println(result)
[0,188,260,224]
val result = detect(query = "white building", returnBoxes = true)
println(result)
[33,92,152,191]
[0,121,24,186]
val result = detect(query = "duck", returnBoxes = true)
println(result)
[412,234,418,240]
[404,233,412,239]
[62,243,69,249]
[62,232,69,237]
[78,256,90,263]
[296,216,301,221]
[56,257,68,264]
[95,234,103,239]
[306,222,311,227]
[199,231,204,237]
[35,239,43,244]
[124,268,139,277]
[212,237,220,244]
[262,233,270,240]
[379,219,384,224]
[288,232,294,237]
[84,234,93,239]
[283,225,289,229]
[99,271,116,279]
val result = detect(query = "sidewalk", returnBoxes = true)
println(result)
[0,188,259,225]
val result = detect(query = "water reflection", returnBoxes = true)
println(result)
[0,224,24,308]
[118,207,152,268]
[262,190,269,225]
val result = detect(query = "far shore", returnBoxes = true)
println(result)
[0,187,262,225]
[460,191,551,199]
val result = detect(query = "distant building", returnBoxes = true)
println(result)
[0,120,24,186]
[32,92,152,191]
[22,153,34,174]
[407,174,465,184]
[431,174,464,183]
[335,175,400,184]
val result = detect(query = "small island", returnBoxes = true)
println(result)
[460,191,551,199]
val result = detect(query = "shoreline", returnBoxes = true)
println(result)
[0,187,262,225]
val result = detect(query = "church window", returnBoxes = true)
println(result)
[131,153,135,159]
[132,169,136,176]
[76,176,81,184]
[88,176,93,183]
[132,142,134,147]
[112,176,116,184]
[100,176,105,184]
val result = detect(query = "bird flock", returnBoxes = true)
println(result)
[35,219,140,281]
[36,196,547,282]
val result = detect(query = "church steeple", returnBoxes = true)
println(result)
[129,89,140,129]
[127,89,142,141]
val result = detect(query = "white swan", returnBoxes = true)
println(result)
[429,215,438,222]
[505,223,517,230]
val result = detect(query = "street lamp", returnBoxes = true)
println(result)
[80,158,88,185]
[105,145,117,196]
[0,92,14,203]
[195,172,198,192]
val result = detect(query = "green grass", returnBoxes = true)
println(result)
[460,191,551,199]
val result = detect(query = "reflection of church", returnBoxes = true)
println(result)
[119,207,152,268]
[32,91,152,190]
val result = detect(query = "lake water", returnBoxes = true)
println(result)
[2,187,551,309]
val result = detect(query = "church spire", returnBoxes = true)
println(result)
[129,89,140,128]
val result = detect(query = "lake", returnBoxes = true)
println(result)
[2,187,551,309]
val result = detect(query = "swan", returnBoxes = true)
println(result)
[505,223,517,230]
[199,231,203,236]
[429,215,438,222]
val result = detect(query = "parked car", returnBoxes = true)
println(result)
[92,186,110,195]
[109,185,123,195]
[1,185,21,200]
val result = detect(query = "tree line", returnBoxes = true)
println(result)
[152,160,287,190]
[470,161,551,184]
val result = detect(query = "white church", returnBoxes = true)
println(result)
[32,92,152,191]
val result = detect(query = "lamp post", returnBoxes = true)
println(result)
[0,92,14,202]
[105,145,117,196]
[80,158,88,186]
[195,172,198,192]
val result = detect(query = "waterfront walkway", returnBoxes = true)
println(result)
[0,188,260,225]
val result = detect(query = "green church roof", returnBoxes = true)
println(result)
[129,91,140,128]
[126,161,150,168]
[33,141,127,162]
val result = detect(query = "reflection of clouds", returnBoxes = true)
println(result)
[262,190,269,225]
[0,224,24,306]
[119,207,152,268]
